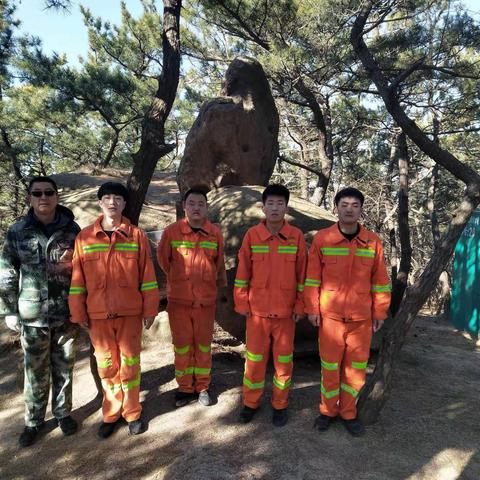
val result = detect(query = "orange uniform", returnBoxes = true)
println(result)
[69,215,159,423]
[234,220,307,410]
[157,218,226,393]
[304,223,391,419]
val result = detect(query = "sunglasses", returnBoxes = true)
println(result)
[30,190,57,197]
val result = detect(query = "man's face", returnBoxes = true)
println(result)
[335,196,362,225]
[29,181,58,218]
[262,195,287,223]
[183,193,208,224]
[98,194,126,221]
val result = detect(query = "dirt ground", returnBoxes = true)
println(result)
[0,313,479,480]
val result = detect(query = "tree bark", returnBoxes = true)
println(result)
[351,1,480,423]
[125,0,181,225]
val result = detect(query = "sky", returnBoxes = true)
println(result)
[14,0,480,66]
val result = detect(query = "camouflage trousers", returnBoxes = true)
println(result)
[20,323,77,427]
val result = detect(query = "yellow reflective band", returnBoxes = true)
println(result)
[243,376,265,389]
[273,376,291,390]
[305,278,321,287]
[372,283,392,292]
[321,359,338,371]
[250,245,270,253]
[122,373,141,391]
[199,241,218,250]
[114,243,139,251]
[102,380,122,394]
[321,247,349,256]
[246,351,263,362]
[355,248,375,258]
[234,279,249,287]
[122,355,140,366]
[198,343,211,353]
[277,246,298,254]
[171,240,195,248]
[341,382,359,398]
[277,354,293,363]
[174,345,190,354]
[140,281,158,292]
[97,358,112,369]
[83,243,109,253]
[321,381,339,398]
[69,286,86,295]
[175,367,194,376]
[194,367,211,375]
[297,284,304,292]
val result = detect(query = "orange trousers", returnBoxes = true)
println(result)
[243,315,295,410]
[167,302,215,393]
[319,317,372,420]
[89,316,142,423]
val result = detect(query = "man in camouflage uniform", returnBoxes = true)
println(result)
[0,176,80,447]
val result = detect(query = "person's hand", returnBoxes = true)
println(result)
[292,313,302,323]
[143,316,155,329]
[373,319,384,332]
[308,314,321,327]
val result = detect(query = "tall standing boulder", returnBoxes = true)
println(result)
[177,57,279,194]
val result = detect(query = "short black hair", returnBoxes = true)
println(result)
[28,176,58,193]
[97,182,128,202]
[183,186,208,203]
[262,184,290,205]
[334,187,364,206]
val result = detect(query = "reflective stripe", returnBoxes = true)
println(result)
[277,354,293,363]
[122,373,141,391]
[273,376,291,390]
[246,351,263,362]
[199,241,218,250]
[175,367,194,376]
[277,246,298,254]
[140,281,158,292]
[321,381,339,398]
[243,376,265,389]
[69,286,86,295]
[97,358,112,369]
[174,345,190,354]
[321,359,338,371]
[250,245,270,253]
[297,284,304,292]
[114,243,139,252]
[171,241,195,248]
[122,355,140,366]
[83,243,109,253]
[321,247,349,256]
[198,343,211,353]
[305,278,321,287]
[103,381,122,393]
[234,279,249,288]
[341,382,359,398]
[351,360,368,369]
[355,248,375,258]
[372,283,392,292]
[194,367,211,375]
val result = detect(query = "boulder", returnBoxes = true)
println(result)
[177,57,279,194]
[208,185,336,353]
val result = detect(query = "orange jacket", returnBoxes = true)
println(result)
[157,218,226,306]
[304,223,391,321]
[68,216,159,322]
[234,220,307,318]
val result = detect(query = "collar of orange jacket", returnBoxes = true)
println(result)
[93,215,132,239]
[179,217,214,236]
[257,219,294,241]
[327,222,369,245]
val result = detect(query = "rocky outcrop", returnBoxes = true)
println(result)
[177,57,279,194]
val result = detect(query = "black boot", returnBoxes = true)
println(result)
[239,406,258,424]
[97,420,119,439]
[314,414,335,432]
[57,416,78,436]
[342,417,365,437]
[18,424,43,448]
[272,408,288,427]
[128,418,146,435]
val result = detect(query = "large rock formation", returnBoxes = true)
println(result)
[177,57,279,194]
[208,185,336,352]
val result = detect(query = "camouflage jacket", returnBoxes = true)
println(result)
[0,205,80,327]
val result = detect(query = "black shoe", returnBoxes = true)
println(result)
[57,416,78,436]
[272,408,288,427]
[314,414,335,432]
[198,390,211,406]
[128,418,146,436]
[174,390,197,408]
[343,417,365,437]
[97,420,119,439]
[18,424,43,447]
[239,406,258,424]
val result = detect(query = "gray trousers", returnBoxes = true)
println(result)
[20,323,77,427]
